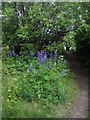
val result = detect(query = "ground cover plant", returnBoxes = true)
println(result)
[2,47,79,118]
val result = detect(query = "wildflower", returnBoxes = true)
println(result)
[42,50,46,57]
[54,50,57,62]
[29,65,32,72]
[38,51,42,63]
[38,51,47,64]
[12,47,15,55]
[50,52,52,59]
[43,54,47,63]
[38,55,42,64]
[30,51,34,58]
[12,50,15,55]
[8,52,12,58]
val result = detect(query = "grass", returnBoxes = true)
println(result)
[2,69,79,118]
[3,100,54,118]
[54,73,79,118]
[2,52,79,118]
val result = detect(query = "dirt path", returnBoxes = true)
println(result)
[66,52,88,118]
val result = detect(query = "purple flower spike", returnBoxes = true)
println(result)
[12,47,15,55]
[38,52,42,59]
[50,52,52,59]
[38,50,47,64]
[41,50,45,57]
[43,50,47,57]
[54,50,57,62]
[10,53,12,57]
[29,65,32,72]
[8,52,12,58]
[43,54,47,63]
[38,53,42,64]
[12,50,15,55]
[38,51,43,64]
[30,52,34,58]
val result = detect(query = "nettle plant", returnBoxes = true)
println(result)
[4,48,70,107]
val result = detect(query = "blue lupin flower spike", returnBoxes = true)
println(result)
[10,53,12,57]
[44,54,47,63]
[38,51,44,64]
[38,52,42,64]
[12,47,15,55]
[38,50,48,64]
[50,52,52,59]
[42,50,45,57]
[12,50,15,55]
[8,52,12,58]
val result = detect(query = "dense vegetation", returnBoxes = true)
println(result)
[2,2,90,53]
[2,2,90,118]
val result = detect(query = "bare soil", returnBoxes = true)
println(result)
[67,52,88,118]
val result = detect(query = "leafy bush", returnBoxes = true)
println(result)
[3,49,69,104]
[2,48,78,118]
[75,24,90,55]
[63,31,76,52]
[45,42,65,55]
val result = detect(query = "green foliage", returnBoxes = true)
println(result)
[21,43,36,53]
[45,42,66,55]
[75,24,90,54]
[17,25,29,40]
[2,2,90,53]
[2,49,78,118]
[2,4,18,45]
[2,2,89,118]
[3,54,68,104]
[63,31,76,51]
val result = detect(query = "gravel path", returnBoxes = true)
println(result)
[67,52,88,118]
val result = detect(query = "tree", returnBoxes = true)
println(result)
[2,2,90,53]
